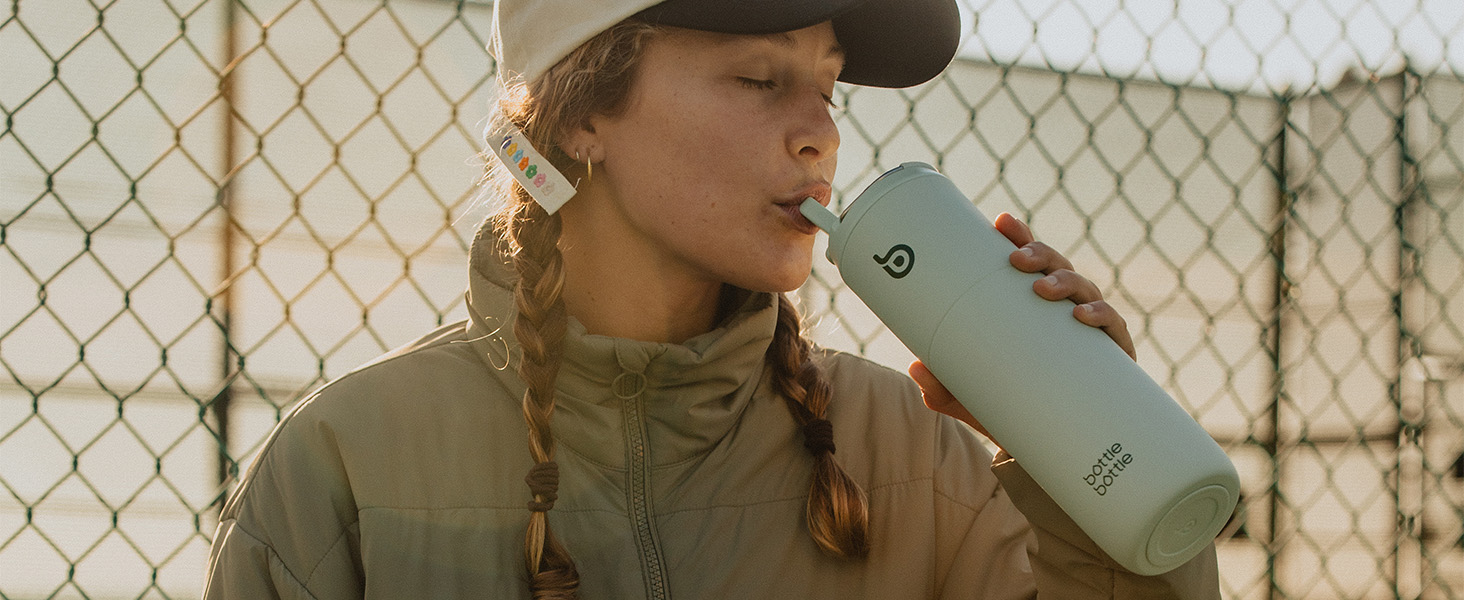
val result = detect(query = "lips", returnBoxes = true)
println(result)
[778,203,820,234]
[781,184,832,210]
[776,183,832,235]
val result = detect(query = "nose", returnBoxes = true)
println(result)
[789,90,840,165]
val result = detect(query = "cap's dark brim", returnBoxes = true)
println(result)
[636,0,960,89]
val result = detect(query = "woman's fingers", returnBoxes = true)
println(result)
[1075,300,1137,360]
[910,362,982,427]
[997,214,1074,275]
[1010,241,1075,274]
[1033,269,1102,304]
[992,212,1138,361]
[910,361,1004,449]
[993,212,1034,247]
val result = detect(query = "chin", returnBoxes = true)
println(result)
[738,266,812,295]
[720,246,814,294]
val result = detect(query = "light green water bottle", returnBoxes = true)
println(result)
[801,162,1239,575]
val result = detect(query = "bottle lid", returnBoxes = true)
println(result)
[824,162,940,266]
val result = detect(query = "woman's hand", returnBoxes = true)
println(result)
[909,213,1136,446]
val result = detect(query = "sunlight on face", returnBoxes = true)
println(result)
[562,22,846,294]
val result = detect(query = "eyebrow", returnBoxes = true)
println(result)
[757,31,846,59]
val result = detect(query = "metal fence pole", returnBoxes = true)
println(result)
[212,0,242,500]
[1392,67,1424,600]
[1264,90,1295,600]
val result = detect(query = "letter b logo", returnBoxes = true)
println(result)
[873,244,915,279]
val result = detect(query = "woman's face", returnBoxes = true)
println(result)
[566,22,844,294]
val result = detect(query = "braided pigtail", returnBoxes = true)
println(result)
[479,19,663,599]
[767,293,871,558]
[508,197,580,598]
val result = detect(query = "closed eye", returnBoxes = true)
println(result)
[740,77,840,110]
[822,91,840,110]
[738,77,778,91]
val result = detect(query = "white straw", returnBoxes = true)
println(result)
[799,197,841,234]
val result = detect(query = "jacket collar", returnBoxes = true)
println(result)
[464,223,778,469]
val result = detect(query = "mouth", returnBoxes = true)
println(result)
[777,203,821,235]
[776,186,832,235]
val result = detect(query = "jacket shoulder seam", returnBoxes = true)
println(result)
[325,321,472,386]
[282,322,476,416]
[226,518,324,600]
[868,474,934,495]
[933,482,986,514]
[302,524,354,589]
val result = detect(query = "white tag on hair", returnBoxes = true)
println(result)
[489,124,576,214]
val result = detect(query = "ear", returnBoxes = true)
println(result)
[559,120,606,164]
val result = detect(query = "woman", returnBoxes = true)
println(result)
[204,0,1219,597]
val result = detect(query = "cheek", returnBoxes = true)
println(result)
[619,87,764,168]
[608,124,762,214]
[596,82,777,232]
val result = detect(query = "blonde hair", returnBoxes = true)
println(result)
[480,19,869,599]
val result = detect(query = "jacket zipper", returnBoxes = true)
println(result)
[620,374,671,600]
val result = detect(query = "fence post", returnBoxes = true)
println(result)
[1264,88,1295,600]
[211,0,242,501]
[1392,67,1425,600]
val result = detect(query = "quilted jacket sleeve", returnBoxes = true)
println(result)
[202,395,364,600]
[932,414,1221,599]
[991,450,1221,598]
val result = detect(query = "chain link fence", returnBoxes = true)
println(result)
[1,0,1461,598]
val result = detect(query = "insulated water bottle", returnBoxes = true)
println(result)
[799,162,1239,576]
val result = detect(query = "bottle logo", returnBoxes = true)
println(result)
[873,244,915,279]
[1083,442,1135,496]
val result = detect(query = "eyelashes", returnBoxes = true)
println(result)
[737,77,841,109]
[823,92,840,110]
[737,77,779,91]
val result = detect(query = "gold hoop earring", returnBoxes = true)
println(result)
[574,151,593,185]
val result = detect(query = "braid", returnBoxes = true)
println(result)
[479,22,659,597]
[767,293,871,558]
[508,195,580,598]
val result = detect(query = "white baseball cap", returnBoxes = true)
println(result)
[491,0,962,89]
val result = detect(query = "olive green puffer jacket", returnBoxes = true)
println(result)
[203,235,1219,599]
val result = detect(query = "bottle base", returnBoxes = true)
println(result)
[1140,484,1233,573]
